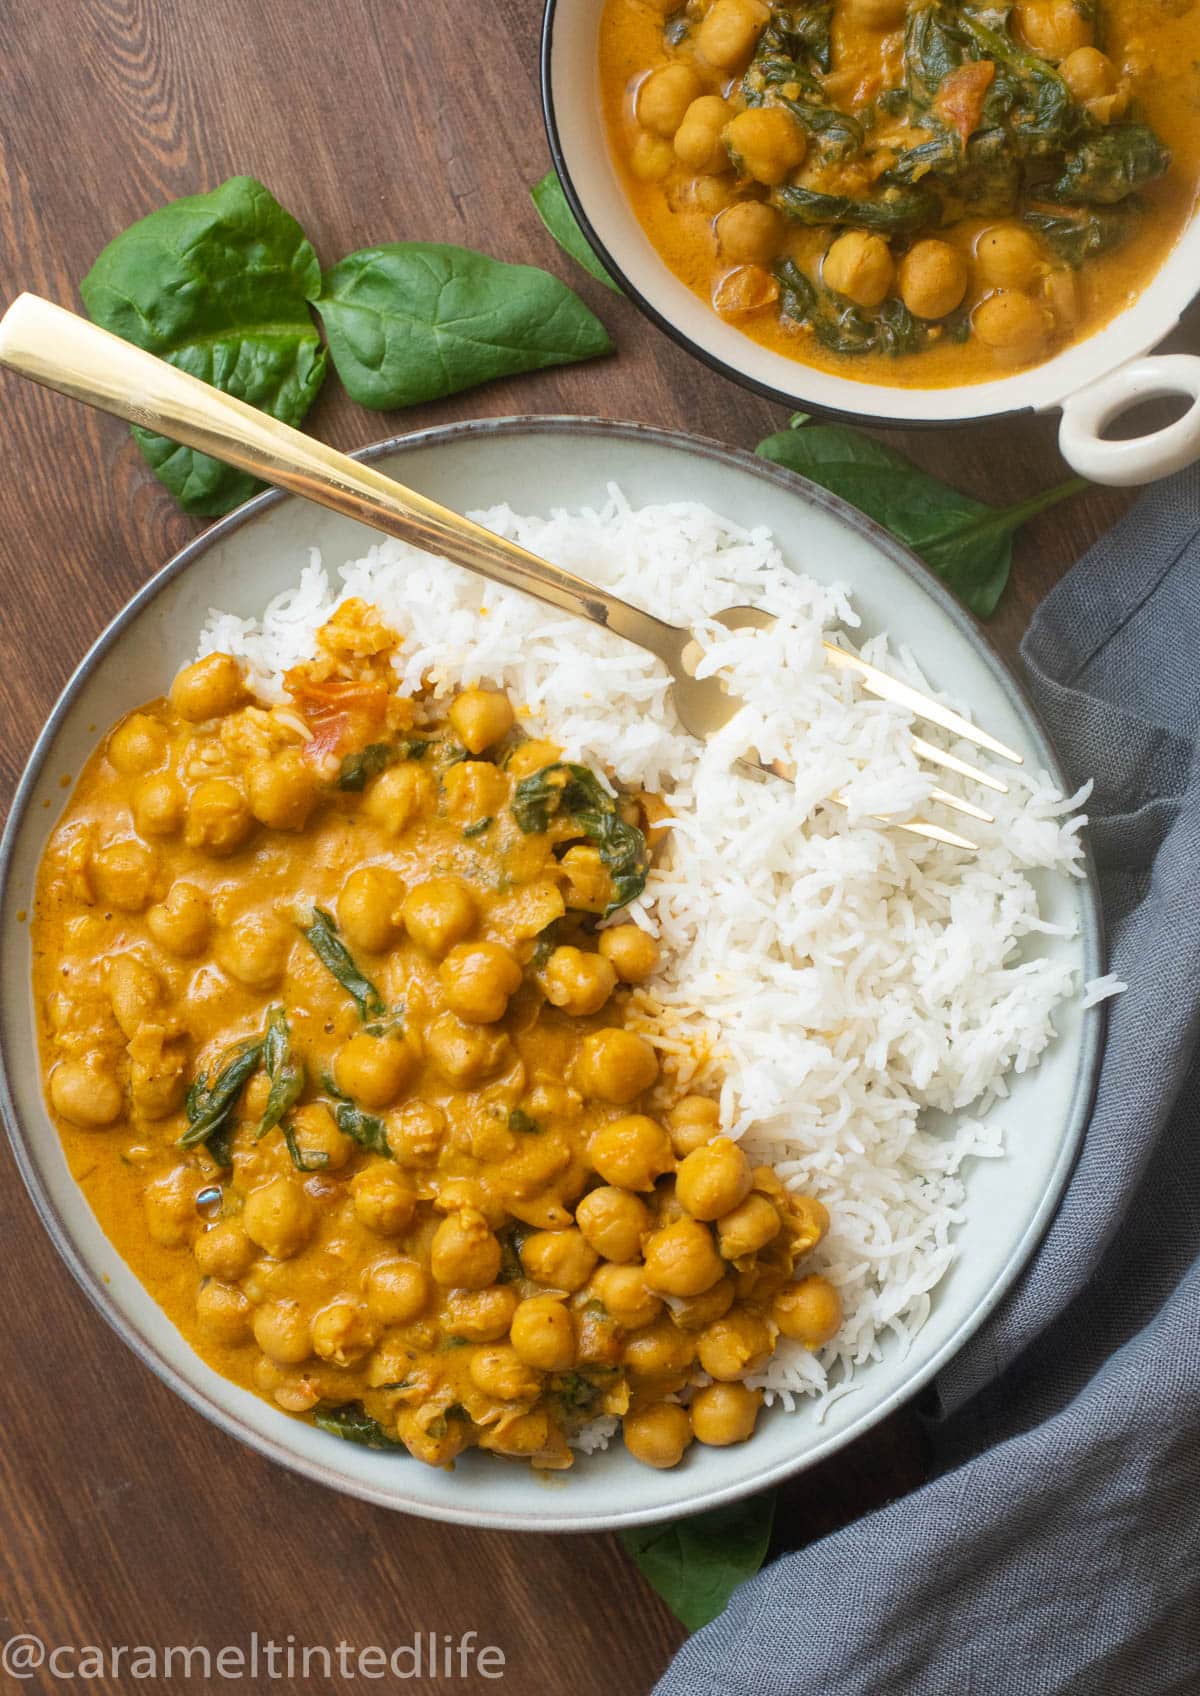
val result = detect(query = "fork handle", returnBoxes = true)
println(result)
[0,293,688,666]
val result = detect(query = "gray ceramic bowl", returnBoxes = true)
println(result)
[0,418,1103,1530]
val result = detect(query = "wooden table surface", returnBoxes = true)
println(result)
[0,1,1169,1691]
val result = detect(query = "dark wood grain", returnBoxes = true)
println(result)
[0,0,1187,1690]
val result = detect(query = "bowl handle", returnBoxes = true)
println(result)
[1058,354,1200,487]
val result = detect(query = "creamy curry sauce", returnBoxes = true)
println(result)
[32,601,840,1472]
[600,0,1200,386]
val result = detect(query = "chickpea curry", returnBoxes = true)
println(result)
[600,0,1200,384]
[32,602,841,1473]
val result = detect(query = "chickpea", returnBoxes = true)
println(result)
[589,1262,662,1330]
[386,1100,447,1166]
[335,1032,417,1110]
[691,1381,762,1445]
[169,652,246,722]
[589,1114,674,1191]
[630,132,676,182]
[717,1192,782,1259]
[217,913,292,991]
[714,202,781,268]
[560,844,613,913]
[973,290,1051,365]
[184,778,253,856]
[430,1208,502,1288]
[445,1283,519,1341]
[424,1013,510,1086]
[147,882,210,957]
[510,1294,576,1370]
[575,1185,652,1263]
[338,866,406,954]
[253,1297,312,1364]
[786,1193,831,1255]
[623,1319,696,1378]
[363,762,436,836]
[667,1094,721,1157]
[974,224,1044,292]
[543,946,617,1017]
[447,686,515,754]
[351,1164,417,1235]
[194,1218,255,1281]
[403,877,478,957]
[576,1028,659,1105]
[676,1137,752,1222]
[107,952,162,1038]
[642,1217,724,1298]
[478,1408,563,1461]
[1059,44,1115,100]
[597,924,660,985]
[505,739,562,780]
[668,1275,736,1332]
[469,1344,542,1403]
[366,1257,431,1325]
[242,1174,315,1260]
[638,64,703,141]
[107,712,168,776]
[247,750,318,832]
[842,0,907,25]
[898,239,969,320]
[311,1300,378,1368]
[696,0,769,70]
[673,95,730,174]
[823,231,894,308]
[442,759,509,823]
[520,1227,599,1293]
[289,1102,356,1172]
[91,838,158,912]
[773,1274,843,1347]
[623,1402,693,1469]
[439,940,522,1024]
[132,773,186,838]
[50,1057,122,1127]
[143,1166,199,1247]
[1013,0,1091,60]
[723,107,806,186]
[196,1280,253,1344]
[399,1406,471,1466]
[697,1308,774,1381]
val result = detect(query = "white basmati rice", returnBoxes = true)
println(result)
[1081,973,1127,1008]
[198,489,1092,1408]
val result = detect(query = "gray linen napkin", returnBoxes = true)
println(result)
[654,472,1200,1696]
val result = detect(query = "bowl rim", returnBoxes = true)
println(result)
[540,0,1199,430]
[0,415,1106,1530]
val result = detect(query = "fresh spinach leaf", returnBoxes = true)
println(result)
[313,1402,406,1450]
[620,1493,777,1633]
[300,907,386,1021]
[530,171,623,293]
[314,243,613,410]
[510,762,648,915]
[179,1037,265,1155]
[256,1005,305,1140]
[80,176,326,516]
[756,420,1086,618]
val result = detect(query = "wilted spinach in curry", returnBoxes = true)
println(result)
[601,0,1189,383]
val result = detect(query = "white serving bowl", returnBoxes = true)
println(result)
[0,418,1103,1530]
[542,0,1200,486]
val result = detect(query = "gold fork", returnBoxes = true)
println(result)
[0,293,1021,849]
